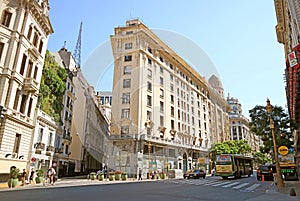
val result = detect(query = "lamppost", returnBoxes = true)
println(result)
[266,99,284,189]
[147,141,151,179]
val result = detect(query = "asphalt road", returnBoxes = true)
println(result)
[0,176,298,201]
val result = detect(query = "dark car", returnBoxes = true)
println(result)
[256,165,275,181]
[187,169,206,179]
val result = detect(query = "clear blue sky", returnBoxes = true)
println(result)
[47,0,286,117]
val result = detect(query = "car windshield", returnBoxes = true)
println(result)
[259,166,270,171]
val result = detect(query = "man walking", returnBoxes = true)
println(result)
[138,168,142,181]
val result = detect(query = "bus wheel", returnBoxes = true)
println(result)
[222,176,228,179]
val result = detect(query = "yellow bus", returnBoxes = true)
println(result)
[215,154,253,179]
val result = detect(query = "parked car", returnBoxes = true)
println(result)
[256,165,275,181]
[183,170,192,179]
[187,169,206,179]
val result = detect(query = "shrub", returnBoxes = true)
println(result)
[9,167,20,179]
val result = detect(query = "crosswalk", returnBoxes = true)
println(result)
[156,179,262,192]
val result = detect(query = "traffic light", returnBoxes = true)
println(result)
[0,105,7,119]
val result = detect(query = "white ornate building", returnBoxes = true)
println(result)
[110,19,229,178]
[0,0,53,181]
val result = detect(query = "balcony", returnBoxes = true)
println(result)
[63,133,72,143]
[46,145,54,156]
[55,148,63,154]
[34,142,45,154]
[24,77,39,93]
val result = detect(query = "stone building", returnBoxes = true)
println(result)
[0,0,53,181]
[274,0,300,178]
[109,19,228,178]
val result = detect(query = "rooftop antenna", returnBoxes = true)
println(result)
[63,41,66,49]
[130,0,133,19]
[73,22,82,68]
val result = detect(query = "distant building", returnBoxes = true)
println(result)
[0,0,53,181]
[97,91,112,106]
[227,95,260,152]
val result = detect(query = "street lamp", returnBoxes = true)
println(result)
[147,141,151,179]
[266,99,284,189]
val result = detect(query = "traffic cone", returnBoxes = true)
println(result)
[262,175,265,182]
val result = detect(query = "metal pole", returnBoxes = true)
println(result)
[266,99,284,189]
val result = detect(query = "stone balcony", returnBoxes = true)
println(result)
[24,77,39,93]
[34,142,45,154]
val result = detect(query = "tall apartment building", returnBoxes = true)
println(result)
[110,19,228,177]
[50,48,77,176]
[0,0,53,180]
[274,0,300,178]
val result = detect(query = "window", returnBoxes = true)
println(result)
[159,57,164,62]
[0,42,4,62]
[33,66,38,80]
[20,94,27,114]
[170,74,173,81]
[170,83,174,92]
[171,120,175,130]
[159,66,163,74]
[170,95,174,104]
[27,98,33,117]
[147,47,152,54]
[27,26,33,40]
[13,134,21,154]
[122,93,130,104]
[147,82,152,91]
[38,128,44,142]
[1,10,12,27]
[160,116,164,126]
[147,95,152,107]
[171,106,174,117]
[124,66,131,74]
[13,89,20,110]
[160,101,164,112]
[147,69,152,78]
[124,55,132,62]
[33,32,39,47]
[38,39,43,53]
[160,77,164,86]
[48,133,53,145]
[147,58,152,65]
[26,61,33,77]
[147,111,151,120]
[125,43,132,49]
[121,126,129,135]
[123,79,131,88]
[19,54,27,75]
[160,89,164,98]
[121,108,130,119]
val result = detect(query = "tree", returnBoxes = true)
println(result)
[37,50,66,123]
[249,104,296,156]
[253,151,272,165]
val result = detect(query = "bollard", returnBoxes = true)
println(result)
[261,175,265,182]
[290,188,296,196]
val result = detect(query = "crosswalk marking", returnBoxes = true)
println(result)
[212,181,231,186]
[157,179,261,192]
[222,182,240,188]
[244,184,260,191]
[233,182,250,189]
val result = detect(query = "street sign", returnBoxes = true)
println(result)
[31,157,36,163]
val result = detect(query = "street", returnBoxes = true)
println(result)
[0,175,298,201]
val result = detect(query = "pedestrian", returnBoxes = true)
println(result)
[48,166,56,185]
[138,168,142,181]
[21,169,27,186]
[29,168,35,184]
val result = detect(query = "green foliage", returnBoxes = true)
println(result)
[36,169,45,177]
[249,104,296,155]
[37,50,66,123]
[253,151,272,165]
[9,167,20,179]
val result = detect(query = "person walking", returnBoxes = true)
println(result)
[29,168,35,184]
[48,166,56,185]
[21,169,27,186]
[138,168,142,181]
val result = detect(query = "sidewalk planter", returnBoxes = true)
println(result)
[114,171,121,180]
[35,169,45,184]
[7,167,19,188]
[121,172,127,181]
[108,172,115,181]
[89,172,96,180]
[160,173,166,179]
[98,173,104,181]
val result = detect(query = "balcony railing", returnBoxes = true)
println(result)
[46,145,55,152]
[34,142,45,150]
[55,148,63,154]
[24,77,38,93]
[63,133,72,141]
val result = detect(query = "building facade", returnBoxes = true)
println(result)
[274,0,300,178]
[0,0,53,181]
[110,19,228,178]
